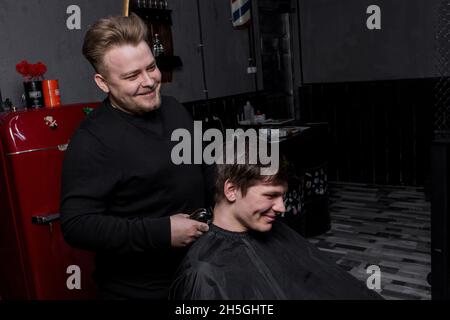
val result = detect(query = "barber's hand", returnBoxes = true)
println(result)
[170,213,209,248]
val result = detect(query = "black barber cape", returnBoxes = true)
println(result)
[170,221,382,300]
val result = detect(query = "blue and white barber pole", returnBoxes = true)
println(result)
[231,0,251,29]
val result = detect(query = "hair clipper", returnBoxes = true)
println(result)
[189,207,213,224]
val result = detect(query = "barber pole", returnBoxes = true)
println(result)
[231,0,251,29]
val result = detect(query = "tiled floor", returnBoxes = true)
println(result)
[308,182,431,300]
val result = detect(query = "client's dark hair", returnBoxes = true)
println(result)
[214,139,290,203]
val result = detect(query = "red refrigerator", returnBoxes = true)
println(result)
[0,103,100,300]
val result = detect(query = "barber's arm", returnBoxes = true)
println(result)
[170,157,213,248]
[170,214,208,247]
[60,129,207,254]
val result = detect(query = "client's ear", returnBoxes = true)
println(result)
[223,179,237,202]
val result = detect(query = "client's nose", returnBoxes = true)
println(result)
[273,196,286,214]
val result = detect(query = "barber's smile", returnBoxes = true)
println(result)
[136,91,156,98]
[136,89,156,96]
[136,90,156,97]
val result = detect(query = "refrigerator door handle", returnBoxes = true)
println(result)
[31,213,60,225]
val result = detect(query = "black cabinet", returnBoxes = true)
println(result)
[281,123,331,238]
[430,139,450,299]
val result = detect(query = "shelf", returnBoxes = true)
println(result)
[133,8,172,25]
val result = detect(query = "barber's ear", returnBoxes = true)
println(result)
[223,179,237,202]
[94,73,110,94]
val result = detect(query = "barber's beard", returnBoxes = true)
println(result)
[135,84,161,106]
[134,90,161,112]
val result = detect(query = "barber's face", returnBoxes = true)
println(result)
[233,182,287,232]
[95,41,162,114]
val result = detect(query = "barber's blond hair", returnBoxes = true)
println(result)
[82,13,148,75]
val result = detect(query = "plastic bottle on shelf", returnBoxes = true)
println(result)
[243,101,254,123]
[254,110,266,124]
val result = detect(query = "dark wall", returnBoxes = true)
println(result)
[162,0,257,102]
[299,0,439,83]
[0,0,123,108]
[0,0,257,108]
[299,78,435,186]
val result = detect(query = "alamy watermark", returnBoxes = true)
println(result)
[366,265,382,291]
[171,121,280,175]
[66,265,81,290]
[66,5,81,30]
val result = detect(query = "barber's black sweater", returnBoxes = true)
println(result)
[60,96,212,299]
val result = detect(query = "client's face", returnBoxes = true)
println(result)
[234,182,287,232]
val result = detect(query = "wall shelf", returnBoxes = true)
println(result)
[128,2,181,82]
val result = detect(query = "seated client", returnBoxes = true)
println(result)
[170,143,382,300]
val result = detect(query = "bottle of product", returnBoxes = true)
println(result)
[152,34,165,57]
[255,110,266,123]
[243,101,254,123]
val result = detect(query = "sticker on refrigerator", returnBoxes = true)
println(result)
[44,116,58,129]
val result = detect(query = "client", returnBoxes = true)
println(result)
[170,141,382,299]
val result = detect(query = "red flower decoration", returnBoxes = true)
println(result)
[16,60,30,78]
[35,62,47,77]
[15,60,47,81]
